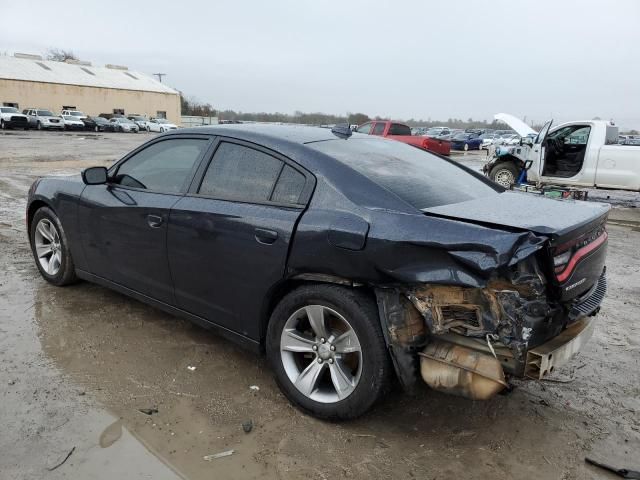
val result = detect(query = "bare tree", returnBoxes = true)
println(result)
[46,48,78,62]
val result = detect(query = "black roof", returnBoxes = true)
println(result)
[175,123,341,145]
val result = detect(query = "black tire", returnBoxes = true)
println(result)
[94,125,99,132]
[266,284,392,420]
[489,162,520,188]
[29,206,78,286]
[0,120,5,130]
[37,121,42,131]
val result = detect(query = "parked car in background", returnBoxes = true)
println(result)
[627,135,640,146]
[61,109,87,120]
[450,132,482,151]
[23,108,64,130]
[61,114,85,131]
[147,118,178,133]
[26,124,609,420]
[128,115,149,131]
[356,120,451,155]
[425,127,451,138]
[501,134,521,146]
[0,106,30,130]
[109,117,139,133]
[479,133,499,149]
[82,116,113,132]
[485,114,640,191]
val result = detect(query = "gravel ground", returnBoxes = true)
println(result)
[1,130,639,479]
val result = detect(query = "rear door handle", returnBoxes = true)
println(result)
[147,214,163,228]
[255,228,278,245]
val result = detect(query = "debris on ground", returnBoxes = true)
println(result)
[242,420,253,433]
[585,457,640,479]
[47,446,75,471]
[249,385,259,391]
[138,408,159,416]
[187,366,196,371]
[203,450,235,461]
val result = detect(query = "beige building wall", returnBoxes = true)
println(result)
[0,79,181,123]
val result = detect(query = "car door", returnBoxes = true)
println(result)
[77,135,212,304]
[167,138,314,338]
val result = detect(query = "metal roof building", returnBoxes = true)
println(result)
[0,53,181,123]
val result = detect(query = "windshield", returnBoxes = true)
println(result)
[453,134,469,140]
[93,117,108,123]
[308,138,500,209]
[156,119,168,124]
[130,116,144,121]
[70,111,84,116]
[118,118,135,124]
[1,107,19,113]
[37,110,54,116]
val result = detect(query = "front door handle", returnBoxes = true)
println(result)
[255,228,278,245]
[147,214,163,228]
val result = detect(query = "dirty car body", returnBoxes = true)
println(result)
[26,125,609,418]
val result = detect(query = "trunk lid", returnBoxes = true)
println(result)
[424,191,610,300]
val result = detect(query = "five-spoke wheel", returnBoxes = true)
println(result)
[34,218,62,276]
[267,285,391,419]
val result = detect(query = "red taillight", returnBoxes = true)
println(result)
[555,230,607,282]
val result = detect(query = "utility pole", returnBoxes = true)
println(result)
[153,73,167,83]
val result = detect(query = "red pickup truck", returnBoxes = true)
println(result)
[355,120,451,156]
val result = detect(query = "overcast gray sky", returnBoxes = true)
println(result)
[2,0,639,128]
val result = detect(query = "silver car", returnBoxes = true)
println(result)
[23,108,65,130]
[109,117,139,133]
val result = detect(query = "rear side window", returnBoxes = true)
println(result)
[389,123,411,136]
[199,143,282,203]
[308,138,500,209]
[372,123,386,135]
[199,143,307,205]
[356,123,372,134]
[114,138,207,193]
[272,165,306,204]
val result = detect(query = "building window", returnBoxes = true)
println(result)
[156,111,167,119]
[3,102,19,108]
[113,108,125,115]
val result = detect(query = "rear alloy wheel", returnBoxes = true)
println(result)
[490,162,520,188]
[267,285,391,420]
[30,207,77,286]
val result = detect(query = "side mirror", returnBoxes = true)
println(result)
[82,166,108,185]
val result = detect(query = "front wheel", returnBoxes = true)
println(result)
[29,207,78,286]
[266,285,392,420]
[0,120,5,130]
[37,121,42,131]
[463,143,469,151]
[490,162,520,188]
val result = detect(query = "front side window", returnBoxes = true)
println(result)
[372,122,386,135]
[356,123,372,135]
[113,138,208,193]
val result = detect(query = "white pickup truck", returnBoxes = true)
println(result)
[484,114,640,192]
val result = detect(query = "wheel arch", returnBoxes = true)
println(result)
[27,199,56,233]
[258,274,375,351]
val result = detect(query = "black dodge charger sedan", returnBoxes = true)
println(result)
[27,124,609,419]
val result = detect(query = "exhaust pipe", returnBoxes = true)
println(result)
[419,341,508,400]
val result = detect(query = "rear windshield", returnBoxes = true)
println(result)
[308,138,500,209]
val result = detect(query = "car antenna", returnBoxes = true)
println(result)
[331,123,352,139]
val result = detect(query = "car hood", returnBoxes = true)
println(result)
[422,191,610,239]
[494,113,537,137]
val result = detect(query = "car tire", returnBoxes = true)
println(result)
[463,143,469,151]
[160,127,165,133]
[94,126,99,132]
[0,120,5,130]
[29,206,78,286]
[146,126,150,132]
[266,284,392,420]
[490,162,520,188]
[37,121,42,131]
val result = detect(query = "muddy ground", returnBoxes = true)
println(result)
[1,130,639,479]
